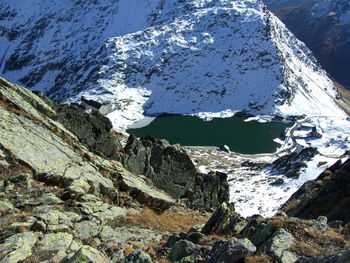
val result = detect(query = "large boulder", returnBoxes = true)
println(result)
[168,240,199,262]
[201,202,246,236]
[262,229,298,263]
[206,238,256,263]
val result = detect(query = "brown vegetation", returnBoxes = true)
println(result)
[111,207,210,233]
[244,254,273,263]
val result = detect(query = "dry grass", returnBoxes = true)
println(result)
[323,169,333,176]
[122,207,210,233]
[158,258,171,263]
[244,254,273,263]
[270,219,284,231]
[281,199,300,213]
[123,246,135,255]
[315,180,324,186]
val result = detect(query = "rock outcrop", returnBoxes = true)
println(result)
[280,158,350,223]
[55,104,123,159]
[0,77,348,262]
[121,135,229,211]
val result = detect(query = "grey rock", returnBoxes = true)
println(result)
[62,245,110,263]
[74,221,102,240]
[311,216,328,233]
[78,201,126,221]
[0,200,14,213]
[121,135,229,211]
[207,238,256,263]
[249,222,275,248]
[125,249,153,263]
[36,210,82,229]
[202,202,245,236]
[38,193,64,205]
[165,233,189,248]
[55,104,123,159]
[98,226,118,242]
[263,229,298,263]
[38,233,73,251]
[168,240,199,262]
[0,232,38,263]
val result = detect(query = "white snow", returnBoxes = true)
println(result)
[0,0,347,131]
[1,0,349,218]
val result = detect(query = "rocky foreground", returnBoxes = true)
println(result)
[0,77,349,263]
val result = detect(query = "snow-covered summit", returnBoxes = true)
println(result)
[0,0,346,130]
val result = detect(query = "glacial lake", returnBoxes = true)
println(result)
[127,115,292,154]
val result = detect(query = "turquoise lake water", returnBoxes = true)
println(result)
[127,115,292,154]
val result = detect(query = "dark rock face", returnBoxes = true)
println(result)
[269,148,318,178]
[55,104,123,159]
[266,0,350,89]
[201,203,246,236]
[121,135,229,211]
[281,158,350,223]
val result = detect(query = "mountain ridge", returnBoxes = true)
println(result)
[0,0,346,130]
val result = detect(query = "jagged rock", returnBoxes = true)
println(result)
[55,104,123,159]
[74,221,102,240]
[238,215,264,240]
[207,238,256,263]
[121,135,229,211]
[168,240,199,262]
[249,222,275,248]
[125,249,153,263]
[201,202,246,236]
[269,148,318,178]
[262,228,298,263]
[296,247,350,263]
[184,171,230,211]
[311,216,328,233]
[118,169,176,213]
[38,233,73,251]
[281,159,350,223]
[62,245,110,263]
[0,232,38,263]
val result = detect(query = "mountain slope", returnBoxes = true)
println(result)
[266,0,350,89]
[0,0,346,130]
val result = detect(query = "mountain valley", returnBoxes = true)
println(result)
[0,0,350,262]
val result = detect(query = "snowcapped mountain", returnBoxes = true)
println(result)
[268,0,350,89]
[0,0,346,130]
